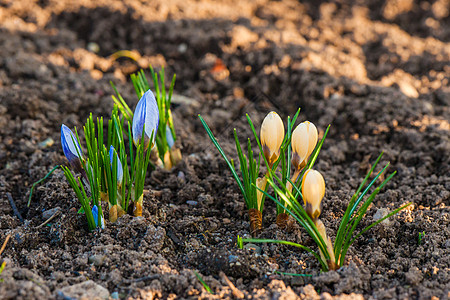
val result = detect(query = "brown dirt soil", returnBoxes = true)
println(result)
[0,0,449,299]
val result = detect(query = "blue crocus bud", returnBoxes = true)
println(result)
[109,145,123,186]
[61,124,83,172]
[166,124,174,149]
[92,205,104,229]
[132,90,159,150]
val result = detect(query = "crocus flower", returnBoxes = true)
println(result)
[132,90,159,150]
[109,145,123,186]
[291,121,318,170]
[302,169,325,221]
[61,124,83,172]
[260,111,285,168]
[92,205,104,229]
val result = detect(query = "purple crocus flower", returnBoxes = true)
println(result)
[132,90,159,150]
[61,124,83,173]
[92,205,104,229]
[109,145,123,186]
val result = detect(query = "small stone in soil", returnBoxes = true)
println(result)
[88,254,106,267]
[177,171,186,182]
[57,280,109,300]
[38,137,55,148]
[42,207,61,220]
[373,208,392,226]
[228,255,239,263]
[244,243,261,254]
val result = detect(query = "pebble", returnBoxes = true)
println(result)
[244,243,261,254]
[57,280,109,300]
[14,233,24,245]
[373,208,391,226]
[42,207,61,221]
[177,171,186,182]
[228,255,239,264]
[38,138,55,149]
[88,255,106,267]
[178,43,187,53]
[87,42,100,53]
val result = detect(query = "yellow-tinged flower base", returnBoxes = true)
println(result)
[133,194,144,217]
[256,176,268,211]
[108,204,126,223]
[248,208,262,236]
[315,219,337,270]
[109,205,118,223]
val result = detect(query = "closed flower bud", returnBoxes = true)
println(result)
[92,205,104,229]
[291,121,318,170]
[109,146,123,186]
[132,90,159,150]
[260,111,285,167]
[302,169,325,221]
[166,124,175,149]
[61,124,83,173]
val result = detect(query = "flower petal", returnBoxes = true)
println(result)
[109,145,123,185]
[260,111,284,165]
[132,90,159,150]
[61,124,83,171]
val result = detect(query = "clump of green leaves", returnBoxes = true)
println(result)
[111,66,181,170]
[199,110,302,235]
[201,108,411,271]
[61,97,156,230]
[239,118,412,271]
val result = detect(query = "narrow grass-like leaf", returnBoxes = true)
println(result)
[28,165,61,207]
[349,202,412,246]
[334,152,384,256]
[199,115,247,202]
[241,238,327,271]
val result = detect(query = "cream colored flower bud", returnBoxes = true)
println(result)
[315,219,336,266]
[291,121,318,170]
[302,169,325,221]
[260,111,285,167]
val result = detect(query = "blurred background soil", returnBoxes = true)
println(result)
[0,0,449,299]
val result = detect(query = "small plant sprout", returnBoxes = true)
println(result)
[110,66,181,170]
[199,110,301,235]
[240,151,412,271]
[418,231,426,245]
[131,91,157,217]
[199,114,265,235]
[109,146,124,187]
[61,96,158,229]
[61,124,103,231]
[104,145,126,222]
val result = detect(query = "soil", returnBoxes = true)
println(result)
[0,0,449,299]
